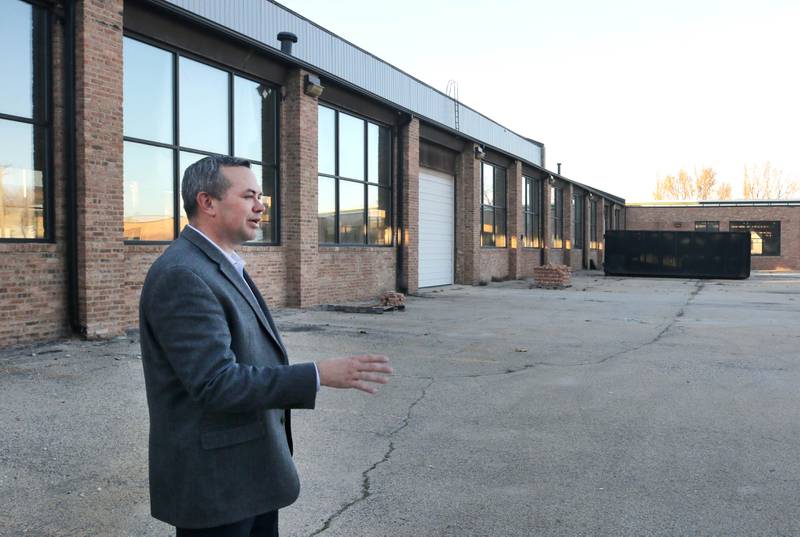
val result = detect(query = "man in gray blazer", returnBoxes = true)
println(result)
[139,155,392,536]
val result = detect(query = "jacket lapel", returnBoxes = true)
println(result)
[181,227,286,359]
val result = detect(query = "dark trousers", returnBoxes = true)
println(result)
[176,510,278,537]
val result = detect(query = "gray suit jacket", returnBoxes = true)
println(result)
[139,226,317,529]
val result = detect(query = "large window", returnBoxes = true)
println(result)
[0,0,49,240]
[590,200,599,249]
[550,186,563,248]
[317,105,392,245]
[572,193,584,250]
[694,221,719,232]
[123,37,278,242]
[522,175,542,248]
[730,221,780,256]
[481,162,507,247]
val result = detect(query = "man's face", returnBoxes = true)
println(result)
[212,166,264,249]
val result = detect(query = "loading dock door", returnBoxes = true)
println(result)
[419,168,455,287]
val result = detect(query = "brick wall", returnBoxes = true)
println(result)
[626,205,800,270]
[455,145,481,285]
[400,118,420,294]
[479,249,510,282]
[282,69,319,307]
[317,247,396,303]
[74,0,126,338]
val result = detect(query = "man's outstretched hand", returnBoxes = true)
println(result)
[316,355,393,394]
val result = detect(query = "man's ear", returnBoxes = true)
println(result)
[196,192,217,217]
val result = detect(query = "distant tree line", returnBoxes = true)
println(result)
[653,162,798,201]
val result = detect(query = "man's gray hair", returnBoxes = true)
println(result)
[182,155,251,219]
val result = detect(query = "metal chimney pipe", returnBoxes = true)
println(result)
[277,32,298,55]
[557,162,562,175]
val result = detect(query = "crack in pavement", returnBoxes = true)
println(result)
[404,280,707,381]
[307,377,435,537]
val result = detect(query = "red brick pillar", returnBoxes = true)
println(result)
[508,160,523,279]
[282,69,320,307]
[399,118,419,294]
[74,0,126,338]
[542,177,553,265]
[583,192,592,269]
[455,144,481,284]
[598,198,607,266]
[564,182,574,266]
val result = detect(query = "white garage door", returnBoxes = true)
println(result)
[419,168,454,288]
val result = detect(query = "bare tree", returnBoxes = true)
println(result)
[653,167,732,200]
[743,162,799,200]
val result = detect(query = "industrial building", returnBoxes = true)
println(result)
[0,0,626,347]
[626,200,800,271]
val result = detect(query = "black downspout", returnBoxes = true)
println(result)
[64,1,81,335]
[395,112,413,294]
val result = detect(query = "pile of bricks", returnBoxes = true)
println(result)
[532,264,572,289]
[380,291,406,307]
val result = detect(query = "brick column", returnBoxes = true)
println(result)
[399,118,420,294]
[283,69,320,307]
[74,0,126,338]
[598,198,607,266]
[583,192,592,269]
[455,144,481,285]
[507,160,523,279]
[542,177,553,265]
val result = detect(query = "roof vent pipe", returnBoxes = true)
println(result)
[557,162,562,175]
[277,32,298,55]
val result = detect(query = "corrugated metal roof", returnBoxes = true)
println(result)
[159,0,543,166]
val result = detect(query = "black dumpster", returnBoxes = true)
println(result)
[604,230,751,279]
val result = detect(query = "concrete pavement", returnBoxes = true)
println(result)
[2,271,799,536]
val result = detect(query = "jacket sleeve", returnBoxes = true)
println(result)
[143,265,317,413]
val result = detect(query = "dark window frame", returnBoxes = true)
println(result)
[730,220,781,256]
[317,102,394,247]
[550,185,564,248]
[122,32,281,245]
[522,175,543,248]
[605,204,613,231]
[0,1,53,243]
[572,193,584,250]
[481,161,507,248]
[694,220,720,232]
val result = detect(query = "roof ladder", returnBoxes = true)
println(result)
[446,80,460,131]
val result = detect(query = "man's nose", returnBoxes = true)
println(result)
[254,199,265,213]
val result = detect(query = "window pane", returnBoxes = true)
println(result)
[0,119,43,238]
[339,179,364,243]
[178,151,205,230]
[481,206,494,247]
[367,185,391,245]
[248,163,276,243]
[494,168,506,209]
[318,176,335,243]
[482,163,494,206]
[179,57,229,154]
[338,113,364,180]
[318,106,336,175]
[0,0,33,118]
[124,141,174,241]
[495,208,507,248]
[368,123,391,186]
[124,38,173,144]
[233,76,264,162]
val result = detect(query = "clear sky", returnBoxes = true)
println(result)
[275,0,800,201]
